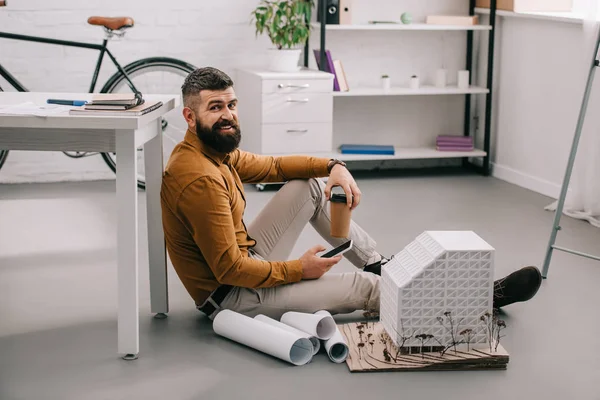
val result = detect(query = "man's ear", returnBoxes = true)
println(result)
[182,106,196,128]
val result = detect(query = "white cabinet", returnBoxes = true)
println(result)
[235,69,334,155]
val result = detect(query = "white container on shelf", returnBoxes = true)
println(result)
[381,75,391,91]
[409,75,420,89]
[435,69,447,88]
[458,70,470,89]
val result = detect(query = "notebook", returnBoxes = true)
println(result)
[69,101,163,116]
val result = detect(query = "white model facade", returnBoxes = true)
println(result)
[380,231,494,349]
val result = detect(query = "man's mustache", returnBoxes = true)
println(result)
[213,120,238,130]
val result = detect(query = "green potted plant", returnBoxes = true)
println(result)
[251,0,314,72]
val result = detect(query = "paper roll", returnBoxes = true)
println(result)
[280,311,336,340]
[315,310,349,363]
[213,310,313,366]
[254,314,321,355]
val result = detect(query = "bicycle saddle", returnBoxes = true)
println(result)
[87,16,134,31]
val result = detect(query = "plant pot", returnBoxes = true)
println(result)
[268,48,302,72]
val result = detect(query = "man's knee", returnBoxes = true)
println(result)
[284,178,325,200]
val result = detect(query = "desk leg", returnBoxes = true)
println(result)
[144,119,169,318]
[116,129,139,360]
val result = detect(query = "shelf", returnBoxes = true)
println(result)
[474,7,584,25]
[333,85,489,97]
[312,23,492,31]
[267,147,487,162]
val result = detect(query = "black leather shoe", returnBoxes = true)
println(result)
[493,266,542,309]
[363,255,390,276]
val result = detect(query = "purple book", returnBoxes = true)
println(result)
[314,49,340,91]
[437,146,474,151]
[437,141,473,146]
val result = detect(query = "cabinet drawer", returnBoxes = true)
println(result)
[262,78,333,94]
[262,93,332,124]
[261,122,332,154]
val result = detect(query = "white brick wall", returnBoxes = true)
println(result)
[0,0,472,183]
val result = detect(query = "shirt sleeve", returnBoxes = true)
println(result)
[230,150,330,184]
[177,176,303,288]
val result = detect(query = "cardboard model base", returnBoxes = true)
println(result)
[338,322,509,372]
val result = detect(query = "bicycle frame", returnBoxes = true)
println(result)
[0,31,140,95]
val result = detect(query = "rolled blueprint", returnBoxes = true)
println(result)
[254,314,321,355]
[280,311,336,340]
[213,310,313,366]
[315,310,349,363]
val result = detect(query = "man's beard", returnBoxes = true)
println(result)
[195,119,241,154]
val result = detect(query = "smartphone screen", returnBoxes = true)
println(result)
[320,240,353,258]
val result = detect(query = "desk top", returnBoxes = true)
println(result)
[0,92,179,130]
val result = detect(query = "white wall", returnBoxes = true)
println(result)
[488,15,600,198]
[0,0,474,183]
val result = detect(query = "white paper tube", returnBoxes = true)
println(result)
[280,311,336,340]
[254,314,321,355]
[315,310,349,363]
[213,310,313,366]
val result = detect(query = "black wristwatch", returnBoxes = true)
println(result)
[327,159,347,173]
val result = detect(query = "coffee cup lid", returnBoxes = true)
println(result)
[330,193,350,203]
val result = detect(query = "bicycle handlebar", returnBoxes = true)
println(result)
[0,1,6,7]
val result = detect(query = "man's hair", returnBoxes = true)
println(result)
[181,67,234,109]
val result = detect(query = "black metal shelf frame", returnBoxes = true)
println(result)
[303,0,498,176]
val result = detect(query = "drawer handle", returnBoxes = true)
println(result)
[278,83,310,89]
[286,129,308,134]
[286,98,309,103]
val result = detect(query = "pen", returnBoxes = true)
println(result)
[47,99,88,106]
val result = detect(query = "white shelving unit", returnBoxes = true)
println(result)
[312,22,492,31]
[333,85,489,97]
[267,147,487,162]
[309,4,498,174]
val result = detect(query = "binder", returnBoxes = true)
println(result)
[340,144,395,155]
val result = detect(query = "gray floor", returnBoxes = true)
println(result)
[1,174,599,400]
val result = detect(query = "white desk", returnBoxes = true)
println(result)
[0,92,177,360]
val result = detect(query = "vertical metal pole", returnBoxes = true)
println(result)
[320,0,327,71]
[464,0,475,138]
[542,27,600,278]
[482,0,497,176]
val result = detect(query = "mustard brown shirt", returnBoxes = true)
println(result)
[160,129,330,306]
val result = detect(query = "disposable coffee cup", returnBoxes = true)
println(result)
[329,193,352,238]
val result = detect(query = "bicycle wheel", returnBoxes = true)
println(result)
[100,57,196,189]
[0,150,8,171]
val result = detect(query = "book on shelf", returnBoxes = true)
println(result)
[425,15,479,25]
[313,49,340,91]
[436,135,474,151]
[340,144,395,155]
[69,100,163,116]
[333,60,349,91]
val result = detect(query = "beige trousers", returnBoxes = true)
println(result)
[211,178,380,321]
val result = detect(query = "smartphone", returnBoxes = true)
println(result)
[320,240,353,258]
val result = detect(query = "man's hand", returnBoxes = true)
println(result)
[324,164,361,210]
[300,245,342,280]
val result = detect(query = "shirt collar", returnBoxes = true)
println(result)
[184,128,231,166]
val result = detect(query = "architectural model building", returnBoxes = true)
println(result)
[380,231,495,350]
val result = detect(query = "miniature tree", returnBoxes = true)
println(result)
[357,342,365,360]
[459,329,474,351]
[414,334,435,359]
[367,333,374,353]
[495,319,506,351]
[479,311,507,352]
[437,311,465,354]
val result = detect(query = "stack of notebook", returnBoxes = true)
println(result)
[69,93,163,116]
[436,135,474,151]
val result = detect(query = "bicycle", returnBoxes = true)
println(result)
[0,4,197,189]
